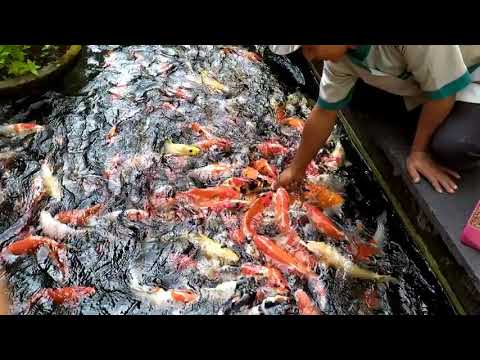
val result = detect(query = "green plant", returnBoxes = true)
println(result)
[0,45,40,79]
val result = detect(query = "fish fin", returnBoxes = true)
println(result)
[160,139,172,155]
[373,211,388,247]
[379,275,399,285]
[324,204,343,218]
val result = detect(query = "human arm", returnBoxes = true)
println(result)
[402,45,470,193]
[275,105,337,189]
[407,96,461,193]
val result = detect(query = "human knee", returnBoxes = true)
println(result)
[431,132,479,170]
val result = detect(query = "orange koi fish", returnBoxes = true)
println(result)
[29,286,95,307]
[55,204,103,227]
[0,122,44,137]
[257,141,288,158]
[252,159,278,179]
[106,126,118,145]
[253,234,312,277]
[240,263,289,293]
[294,289,321,315]
[273,187,291,234]
[304,182,344,209]
[190,122,215,139]
[241,192,273,240]
[195,138,232,152]
[2,235,63,258]
[179,186,241,206]
[303,203,345,240]
[221,177,260,194]
[285,117,305,132]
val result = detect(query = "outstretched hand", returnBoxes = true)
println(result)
[273,166,306,192]
[406,151,460,194]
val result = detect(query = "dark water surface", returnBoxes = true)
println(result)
[0,45,453,314]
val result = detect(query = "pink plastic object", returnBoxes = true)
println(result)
[461,201,480,251]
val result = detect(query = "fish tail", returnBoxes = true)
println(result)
[379,275,399,285]
[160,139,172,155]
[373,211,388,247]
[324,204,343,218]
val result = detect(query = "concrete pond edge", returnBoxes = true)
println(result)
[338,110,466,315]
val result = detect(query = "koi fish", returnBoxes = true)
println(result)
[304,203,345,240]
[131,284,198,306]
[284,117,305,132]
[39,211,78,240]
[40,161,62,201]
[201,199,249,213]
[129,271,198,306]
[275,104,287,123]
[323,140,345,170]
[241,50,262,62]
[176,88,191,99]
[1,236,67,277]
[252,159,278,179]
[124,209,150,222]
[273,187,291,234]
[253,234,312,277]
[190,122,215,139]
[346,212,387,262]
[179,186,241,206]
[195,138,232,152]
[29,286,95,308]
[313,173,347,193]
[188,163,233,183]
[0,122,44,137]
[200,70,229,93]
[200,281,237,303]
[242,166,274,184]
[242,166,259,180]
[294,289,321,315]
[347,241,381,262]
[161,102,177,111]
[169,253,198,271]
[257,141,288,158]
[304,241,397,283]
[106,126,118,145]
[305,161,321,177]
[372,211,387,247]
[241,192,273,240]
[240,263,289,293]
[221,47,262,62]
[162,140,201,156]
[304,182,344,209]
[55,204,103,227]
[363,287,381,310]
[221,177,260,194]
[189,233,239,264]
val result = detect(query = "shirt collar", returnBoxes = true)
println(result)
[347,45,371,62]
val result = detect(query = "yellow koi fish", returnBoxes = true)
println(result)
[162,140,201,156]
[305,241,396,283]
[40,161,62,201]
[189,233,239,264]
[200,70,229,93]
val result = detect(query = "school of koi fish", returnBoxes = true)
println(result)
[0,45,453,314]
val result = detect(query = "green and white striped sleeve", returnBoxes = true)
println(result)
[317,61,358,110]
[402,45,471,100]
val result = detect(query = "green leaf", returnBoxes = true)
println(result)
[26,59,39,76]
